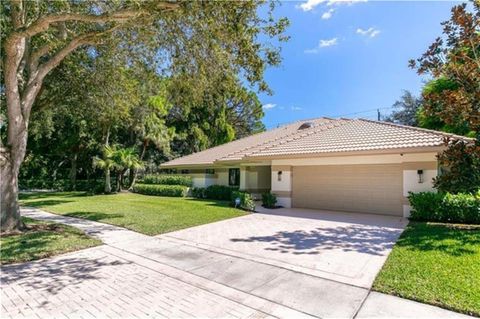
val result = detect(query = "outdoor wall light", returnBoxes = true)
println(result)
[417,169,424,183]
[277,171,283,182]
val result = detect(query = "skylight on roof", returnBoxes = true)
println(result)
[298,122,314,130]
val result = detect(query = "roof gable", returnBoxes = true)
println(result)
[161,117,472,167]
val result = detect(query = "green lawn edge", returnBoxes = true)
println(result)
[373,221,480,317]
[1,217,102,265]
[19,191,247,236]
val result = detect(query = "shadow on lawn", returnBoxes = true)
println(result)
[1,227,90,264]
[231,224,402,256]
[395,222,480,256]
[184,198,234,209]
[21,199,74,207]
[19,191,93,201]
[65,211,124,221]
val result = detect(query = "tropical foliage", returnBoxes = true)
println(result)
[408,2,480,194]
[1,0,289,232]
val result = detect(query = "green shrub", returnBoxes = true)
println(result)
[409,191,480,224]
[205,185,238,200]
[19,179,105,193]
[262,192,277,208]
[132,184,188,197]
[141,174,192,187]
[231,191,255,211]
[191,187,206,199]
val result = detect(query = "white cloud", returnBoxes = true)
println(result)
[321,8,335,19]
[327,0,367,6]
[262,103,276,110]
[319,38,338,47]
[356,27,381,38]
[291,106,303,111]
[298,0,366,11]
[305,37,338,53]
[298,0,326,11]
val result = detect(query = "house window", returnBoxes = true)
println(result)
[181,169,189,174]
[229,168,240,186]
[206,169,215,175]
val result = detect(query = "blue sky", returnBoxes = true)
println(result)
[259,0,459,128]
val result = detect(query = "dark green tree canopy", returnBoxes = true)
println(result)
[1,0,289,232]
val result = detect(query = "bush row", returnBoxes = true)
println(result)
[191,185,255,211]
[231,191,255,211]
[141,174,192,187]
[191,185,239,201]
[408,191,480,224]
[262,192,277,208]
[132,183,189,197]
[19,179,105,193]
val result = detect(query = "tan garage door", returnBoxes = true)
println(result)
[292,164,403,216]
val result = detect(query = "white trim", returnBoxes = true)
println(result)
[272,153,437,166]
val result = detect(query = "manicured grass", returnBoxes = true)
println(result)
[1,217,101,265]
[20,192,247,236]
[373,222,480,316]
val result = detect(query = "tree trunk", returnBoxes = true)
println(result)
[0,149,25,233]
[117,170,126,192]
[69,153,77,190]
[128,169,137,190]
[128,140,147,190]
[104,169,112,193]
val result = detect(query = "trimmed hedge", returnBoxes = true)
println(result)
[132,183,188,197]
[409,191,480,224]
[19,179,105,193]
[231,191,255,211]
[141,174,192,187]
[262,192,277,208]
[204,185,239,201]
[191,187,207,199]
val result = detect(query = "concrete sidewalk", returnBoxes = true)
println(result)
[1,207,473,319]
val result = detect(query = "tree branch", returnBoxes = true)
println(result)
[21,25,123,119]
[12,2,179,39]
[28,43,51,74]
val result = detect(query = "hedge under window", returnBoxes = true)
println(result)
[229,168,240,186]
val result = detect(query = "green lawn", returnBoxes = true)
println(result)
[1,217,101,265]
[19,192,247,236]
[373,222,480,316]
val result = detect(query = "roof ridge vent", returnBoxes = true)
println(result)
[298,122,314,130]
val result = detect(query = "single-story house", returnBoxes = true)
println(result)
[161,117,469,217]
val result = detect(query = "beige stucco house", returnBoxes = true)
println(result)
[161,117,469,217]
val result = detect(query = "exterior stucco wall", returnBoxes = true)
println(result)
[191,174,217,188]
[216,169,229,186]
[271,165,293,208]
[245,166,271,193]
[270,153,439,214]
[401,161,438,217]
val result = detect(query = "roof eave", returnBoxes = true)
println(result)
[243,145,446,161]
[159,162,216,169]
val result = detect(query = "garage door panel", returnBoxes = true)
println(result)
[292,164,403,216]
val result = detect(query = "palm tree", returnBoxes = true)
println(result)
[93,145,116,193]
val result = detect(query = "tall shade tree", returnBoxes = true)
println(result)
[409,1,480,139]
[384,90,422,127]
[0,0,289,232]
[409,1,480,193]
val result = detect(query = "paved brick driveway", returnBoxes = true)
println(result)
[1,247,270,319]
[161,207,408,288]
[1,208,473,319]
